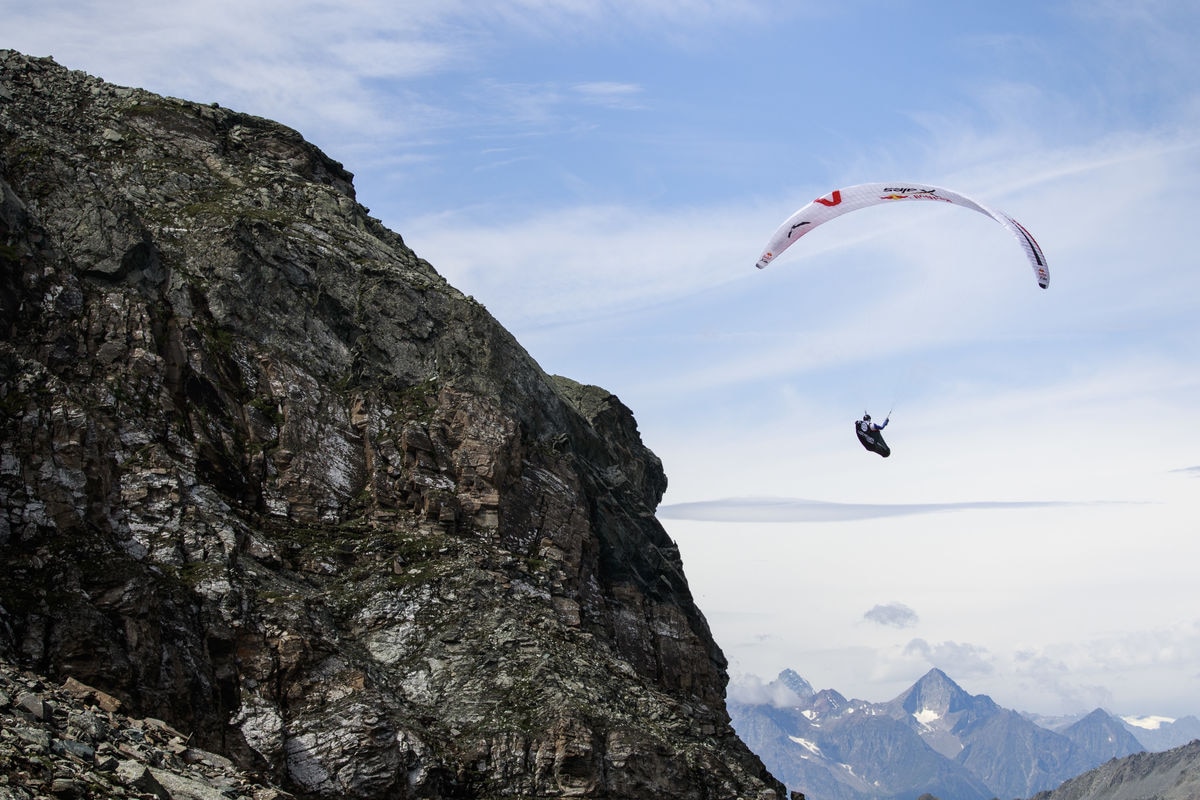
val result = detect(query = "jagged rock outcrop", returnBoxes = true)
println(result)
[0,50,785,799]
[0,656,292,799]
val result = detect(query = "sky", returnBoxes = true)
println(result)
[5,1,1199,720]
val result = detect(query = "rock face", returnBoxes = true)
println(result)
[0,656,293,799]
[0,51,784,799]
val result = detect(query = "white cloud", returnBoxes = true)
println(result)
[984,621,1200,713]
[864,603,919,629]
[727,674,805,709]
[403,201,761,329]
[902,639,995,679]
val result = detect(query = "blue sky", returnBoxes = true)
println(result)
[6,1,1200,719]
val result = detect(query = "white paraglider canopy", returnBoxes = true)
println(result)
[755,182,1049,289]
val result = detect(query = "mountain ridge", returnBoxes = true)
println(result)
[1028,739,1200,800]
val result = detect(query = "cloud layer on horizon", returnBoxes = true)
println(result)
[657,496,1086,523]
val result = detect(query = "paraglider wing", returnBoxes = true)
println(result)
[754,182,1049,289]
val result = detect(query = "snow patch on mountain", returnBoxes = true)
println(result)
[1122,714,1175,730]
[789,736,822,756]
[913,707,941,725]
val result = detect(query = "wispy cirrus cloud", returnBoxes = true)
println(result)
[573,81,645,109]
[657,496,1082,523]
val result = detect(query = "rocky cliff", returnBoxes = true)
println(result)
[0,50,785,799]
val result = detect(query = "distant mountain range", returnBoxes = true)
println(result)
[1028,709,1200,753]
[729,668,1200,800]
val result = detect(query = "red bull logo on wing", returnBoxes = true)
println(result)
[879,192,949,202]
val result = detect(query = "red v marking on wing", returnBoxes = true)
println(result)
[814,190,842,207]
